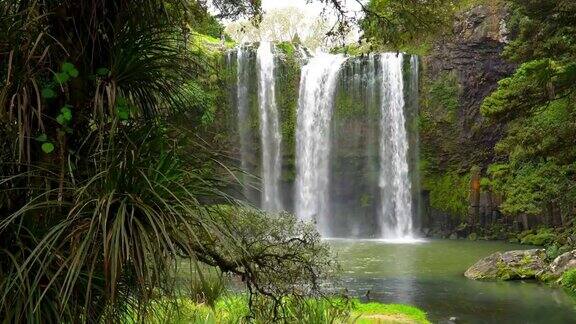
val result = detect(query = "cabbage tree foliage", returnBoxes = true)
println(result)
[0,0,335,322]
[482,0,576,219]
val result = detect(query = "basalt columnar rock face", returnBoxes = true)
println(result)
[464,249,547,280]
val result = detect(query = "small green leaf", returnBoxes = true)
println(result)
[116,96,128,107]
[42,88,56,99]
[56,114,66,125]
[62,62,79,77]
[116,97,131,120]
[61,106,72,121]
[117,106,130,120]
[68,68,79,78]
[62,62,75,73]
[96,67,110,77]
[35,133,48,142]
[41,142,55,154]
[54,72,70,84]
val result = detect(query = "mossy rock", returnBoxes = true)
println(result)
[465,249,547,280]
[558,245,573,255]
[537,249,576,282]
[468,233,478,241]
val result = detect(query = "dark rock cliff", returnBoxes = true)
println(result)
[420,3,517,234]
[423,3,516,170]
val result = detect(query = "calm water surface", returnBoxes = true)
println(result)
[328,239,576,323]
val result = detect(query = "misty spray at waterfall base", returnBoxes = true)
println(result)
[229,45,420,239]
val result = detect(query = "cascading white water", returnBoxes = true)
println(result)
[295,52,346,235]
[236,46,252,199]
[379,53,414,239]
[257,42,283,211]
[232,47,419,238]
[409,55,422,230]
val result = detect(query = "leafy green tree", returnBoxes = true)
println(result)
[358,0,461,50]
[225,7,341,50]
[482,0,576,220]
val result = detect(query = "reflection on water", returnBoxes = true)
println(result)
[329,239,576,324]
[397,246,414,305]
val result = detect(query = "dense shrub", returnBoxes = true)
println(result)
[520,229,556,246]
[561,269,576,294]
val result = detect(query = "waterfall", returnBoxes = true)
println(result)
[409,55,422,231]
[378,53,414,239]
[295,53,346,236]
[257,42,283,211]
[231,47,420,238]
[235,46,252,200]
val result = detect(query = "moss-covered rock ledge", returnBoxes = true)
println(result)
[465,249,576,290]
[464,249,547,280]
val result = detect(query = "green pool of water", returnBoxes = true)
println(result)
[329,239,576,323]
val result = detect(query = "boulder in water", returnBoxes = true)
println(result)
[464,249,547,280]
[537,249,576,281]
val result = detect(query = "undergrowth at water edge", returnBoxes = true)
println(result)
[561,269,576,295]
[131,296,430,323]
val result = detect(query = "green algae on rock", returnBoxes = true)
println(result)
[464,249,547,280]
